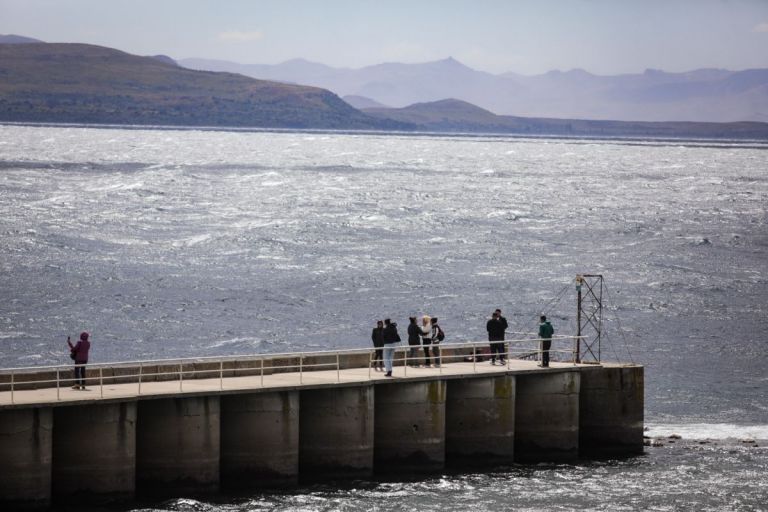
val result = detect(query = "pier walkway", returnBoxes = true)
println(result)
[0,338,582,408]
[1,358,592,408]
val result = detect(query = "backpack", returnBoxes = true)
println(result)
[436,326,445,342]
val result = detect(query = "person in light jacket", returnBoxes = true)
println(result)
[420,315,432,367]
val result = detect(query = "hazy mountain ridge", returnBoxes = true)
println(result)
[0,34,43,44]
[0,43,407,130]
[364,98,768,139]
[1,40,765,138]
[180,57,768,123]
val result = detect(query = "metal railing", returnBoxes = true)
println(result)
[0,335,586,405]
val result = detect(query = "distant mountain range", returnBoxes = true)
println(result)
[180,56,768,123]
[0,42,404,130]
[1,37,767,138]
[363,99,768,139]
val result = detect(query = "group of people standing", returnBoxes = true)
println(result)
[371,315,444,377]
[372,308,555,374]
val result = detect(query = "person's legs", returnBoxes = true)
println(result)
[499,342,506,364]
[433,344,441,366]
[74,364,85,388]
[423,342,431,366]
[374,349,383,370]
[383,346,394,375]
[409,345,419,366]
[542,339,551,367]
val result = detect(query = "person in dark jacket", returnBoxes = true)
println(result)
[407,316,421,367]
[486,309,508,365]
[538,315,554,367]
[371,320,385,371]
[382,319,401,377]
[67,331,91,390]
[430,317,443,367]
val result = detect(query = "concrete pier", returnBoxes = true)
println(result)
[0,358,644,510]
[136,396,220,496]
[52,402,136,503]
[579,365,644,457]
[446,375,515,465]
[0,408,52,510]
[299,386,374,480]
[221,391,299,488]
[514,370,580,462]
[374,380,446,473]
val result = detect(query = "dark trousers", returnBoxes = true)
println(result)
[422,339,432,366]
[373,348,383,367]
[490,341,506,362]
[432,343,441,366]
[74,364,86,387]
[408,344,420,366]
[541,339,552,367]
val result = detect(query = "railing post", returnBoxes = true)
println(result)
[336,353,340,383]
[220,360,224,390]
[99,367,104,398]
[572,337,577,365]
[138,364,143,395]
[368,351,372,379]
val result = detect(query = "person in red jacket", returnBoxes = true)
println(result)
[67,332,91,390]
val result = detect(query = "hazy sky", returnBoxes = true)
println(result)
[2,0,767,75]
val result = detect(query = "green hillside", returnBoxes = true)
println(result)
[0,43,406,130]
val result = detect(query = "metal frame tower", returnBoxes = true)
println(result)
[576,274,604,363]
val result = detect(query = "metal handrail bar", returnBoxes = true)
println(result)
[1,348,579,389]
[385,345,575,365]
[0,336,586,374]
[0,337,589,399]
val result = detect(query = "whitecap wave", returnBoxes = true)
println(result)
[645,423,768,440]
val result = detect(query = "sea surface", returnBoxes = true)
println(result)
[1,125,767,510]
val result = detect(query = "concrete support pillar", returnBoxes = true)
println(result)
[446,375,515,465]
[52,402,136,503]
[374,380,446,473]
[0,408,52,510]
[136,396,220,496]
[221,391,299,488]
[579,365,644,457]
[515,371,580,462]
[299,386,374,480]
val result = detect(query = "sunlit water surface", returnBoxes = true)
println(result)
[1,125,766,510]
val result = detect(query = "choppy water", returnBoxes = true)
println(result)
[1,125,767,510]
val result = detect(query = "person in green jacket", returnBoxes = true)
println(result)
[538,315,554,367]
